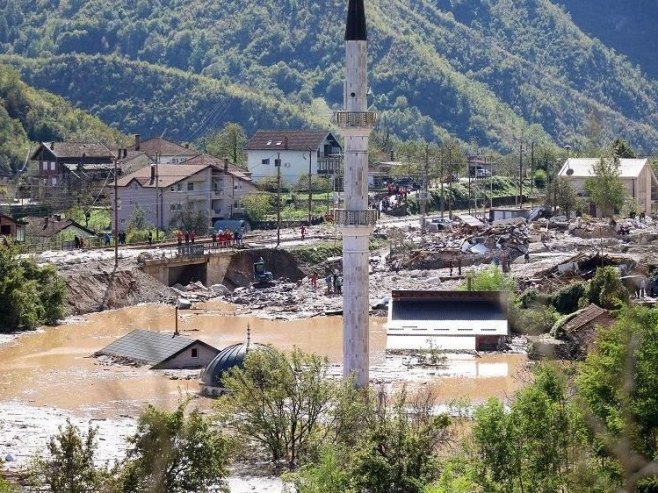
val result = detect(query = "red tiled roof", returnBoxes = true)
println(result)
[137,137,197,157]
[244,130,335,151]
[181,153,246,173]
[117,164,211,188]
[564,304,609,333]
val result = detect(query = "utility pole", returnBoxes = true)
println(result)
[113,150,122,268]
[420,144,429,234]
[276,151,282,248]
[155,153,160,243]
[448,146,453,219]
[307,149,313,226]
[519,142,523,208]
[467,156,471,215]
[530,141,535,203]
[441,154,445,218]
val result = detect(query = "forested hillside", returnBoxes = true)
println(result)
[0,64,125,175]
[559,0,658,81]
[1,0,657,153]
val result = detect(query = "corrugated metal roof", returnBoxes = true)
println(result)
[96,329,201,366]
[558,158,648,178]
[392,299,505,322]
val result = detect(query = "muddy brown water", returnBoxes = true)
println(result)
[0,301,527,418]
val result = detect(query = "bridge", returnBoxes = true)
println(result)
[140,246,235,287]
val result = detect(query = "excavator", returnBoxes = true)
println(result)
[253,257,274,287]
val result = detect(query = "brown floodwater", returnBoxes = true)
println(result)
[0,301,527,418]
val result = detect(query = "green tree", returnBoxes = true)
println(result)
[578,306,658,490]
[122,402,230,493]
[584,265,629,310]
[169,202,209,233]
[201,122,247,168]
[32,420,103,493]
[584,158,627,217]
[461,266,516,292]
[0,246,66,331]
[611,138,636,159]
[216,346,359,469]
[241,193,274,222]
[548,176,580,217]
[350,389,450,493]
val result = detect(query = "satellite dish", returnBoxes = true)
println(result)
[566,168,574,176]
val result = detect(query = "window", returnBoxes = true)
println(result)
[177,183,183,191]
[191,348,199,358]
[170,204,176,211]
[187,182,194,191]
[42,162,48,171]
[50,161,56,171]
[170,186,174,191]
[51,177,57,186]
[262,158,270,165]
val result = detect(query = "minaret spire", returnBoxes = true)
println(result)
[345,0,367,41]
[334,0,378,388]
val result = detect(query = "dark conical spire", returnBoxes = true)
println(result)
[345,0,367,41]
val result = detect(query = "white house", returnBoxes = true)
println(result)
[386,290,509,351]
[558,158,658,216]
[244,130,342,186]
[112,162,258,232]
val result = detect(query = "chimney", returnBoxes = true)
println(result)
[284,136,289,150]
[223,158,229,172]
[134,134,141,151]
[43,216,49,229]
[390,150,395,161]
[150,164,156,184]
[49,142,55,150]
[184,143,189,149]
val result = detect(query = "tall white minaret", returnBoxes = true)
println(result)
[335,0,378,388]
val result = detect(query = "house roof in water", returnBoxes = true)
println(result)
[558,158,649,179]
[390,291,507,322]
[244,130,337,152]
[95,329,217,368]
[23,217,96,238]
[137,137,197,157]
[30,142,113,160]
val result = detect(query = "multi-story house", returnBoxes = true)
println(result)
[29,141,114,195]
[133,135,198,164]
[112,162,257,232]
[244,130,342,187]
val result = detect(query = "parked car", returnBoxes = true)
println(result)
[393,177,420,190]
[475,168,491,178]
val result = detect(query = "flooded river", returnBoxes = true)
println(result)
[0,301,527,414]
[0,301,527,484]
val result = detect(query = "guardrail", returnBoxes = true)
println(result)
[334,209,379,227]
[333,111,378,128]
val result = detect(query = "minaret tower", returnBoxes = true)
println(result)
[334,0,378,388]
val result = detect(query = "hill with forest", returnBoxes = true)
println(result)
[1,0,657,155]
[0,65,125,175]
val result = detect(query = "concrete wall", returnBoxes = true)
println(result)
[158,343,219,369]
[141,251,234,287]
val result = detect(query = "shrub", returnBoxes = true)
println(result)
[551,282,586,314]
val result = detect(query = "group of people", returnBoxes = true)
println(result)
[176,230,197,245]
[309,269,342,295]
[73,235,85,249]
[211,229,242,248]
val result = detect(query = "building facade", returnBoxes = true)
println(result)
[558,158,658,216]
[113,163,257,232]
[244,130,342,186]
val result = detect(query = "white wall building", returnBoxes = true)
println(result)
[558,158,658,216]
[386,291,509,351]
[112,162,257,232]
[244,130,342,187]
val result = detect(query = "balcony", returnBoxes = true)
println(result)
[333,111,378,129]
[334,209,379,227]
[317,157,341,174]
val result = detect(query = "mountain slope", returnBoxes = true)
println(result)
[1,0,657,153]
[0,64,125,175]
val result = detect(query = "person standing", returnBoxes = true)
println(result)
[177,230,183,246]
[147,231,153,246]
[73,235,80,249]
[184,231,190,245]
[640,278,647,298]
[300,224,306,241]
[190,230,196,244]
[336,275,342,295]
[104,232,111,247]
[310,271,318,289]
[325,272,333,294]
